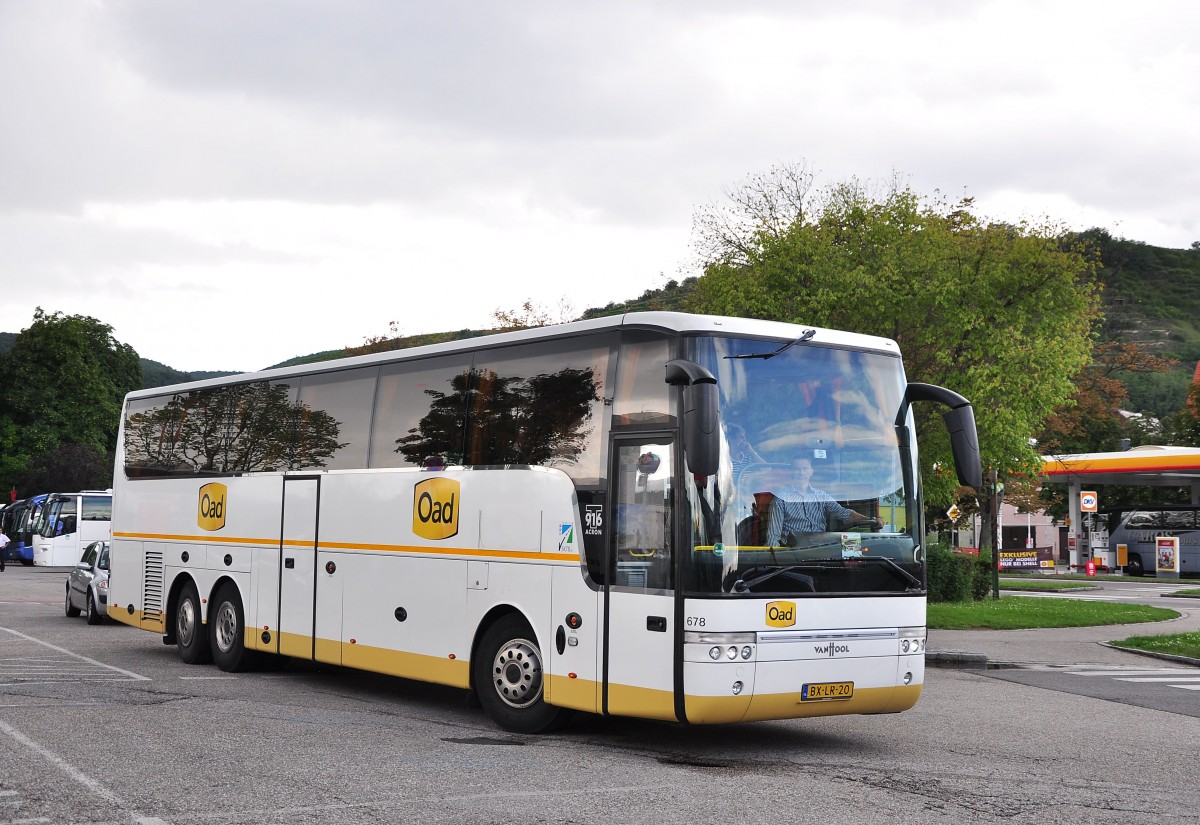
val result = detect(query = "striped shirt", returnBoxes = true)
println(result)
[764,485,854,545]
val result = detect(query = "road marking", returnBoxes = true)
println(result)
[1065,665,1200,693]
[0,627,150,683]
[0,719,169,825]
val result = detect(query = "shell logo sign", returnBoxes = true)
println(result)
[197,483,227,531]
[413,478,459,540]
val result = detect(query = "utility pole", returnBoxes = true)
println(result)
[991,469,1004,600]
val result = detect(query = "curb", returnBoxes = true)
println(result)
[926,650,988,669]
[1098,642,1200,668]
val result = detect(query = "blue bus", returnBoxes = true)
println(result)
[2,495,47,565]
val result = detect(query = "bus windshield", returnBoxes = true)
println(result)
[684,335,919,597]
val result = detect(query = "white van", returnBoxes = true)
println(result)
[31,491,113,566]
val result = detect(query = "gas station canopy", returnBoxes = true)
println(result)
[1041,445,1200,488]
[1040,445,1200,571]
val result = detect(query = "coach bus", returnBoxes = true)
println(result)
[3,495,47,565]
[107,312,980,732]
[1104,505,1200,577]
[30,491,113,566]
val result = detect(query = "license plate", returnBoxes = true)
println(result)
[801,681,854,701]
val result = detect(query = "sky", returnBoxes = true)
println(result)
[2,1,1198,373]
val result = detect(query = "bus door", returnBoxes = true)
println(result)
[604,439,678,721]
[276,477,320,660]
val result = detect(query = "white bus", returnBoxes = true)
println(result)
[107,312,979,732]
[31,491,113,566]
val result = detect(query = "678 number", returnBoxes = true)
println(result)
[686,616,706,627]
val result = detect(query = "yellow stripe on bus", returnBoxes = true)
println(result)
[112,531,579,563]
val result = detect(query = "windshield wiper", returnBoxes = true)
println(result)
[724,328,816,360]
[732,565,816,593]
[858,556,923,589]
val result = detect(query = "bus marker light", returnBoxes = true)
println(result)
[448,654,456,659]
[903,671,913,685]
[741,646,753,660]
[726,646,738,660]
[709,647,722,660]
[350,639,356,644]
[732,681,744,695]
[569,672,577,679]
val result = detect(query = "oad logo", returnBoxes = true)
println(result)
[765,600,796,628]
[413,478,460,540]
[197,483,227,531]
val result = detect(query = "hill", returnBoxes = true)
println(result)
[1083,232,1200,417]
[2,240,1196,411]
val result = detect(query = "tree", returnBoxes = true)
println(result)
[1038,341,1175,454]
[0,308,142,494]
[491,298,576,331]
[689,167,1101,554]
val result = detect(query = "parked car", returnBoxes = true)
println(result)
[65,540,109,625]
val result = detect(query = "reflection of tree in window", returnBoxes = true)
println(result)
[394,370,472,466]
[124,382,345,474]
[397,366,599,468]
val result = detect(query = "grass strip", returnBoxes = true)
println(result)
[999,579,1095,592]
[928,596,1177,630]
[1110,632,1200,660]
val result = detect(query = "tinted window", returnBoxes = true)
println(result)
[296,367,377,470]
[81,496,111,521]
[124,380,314,474]
[370,354,473,468]
[467,338,611,483]
[1163,510,1196,530]
[612,333,672,428]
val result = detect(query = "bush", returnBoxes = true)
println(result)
[926,543,995,602]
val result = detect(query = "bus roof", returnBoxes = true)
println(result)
[124,312,902,401]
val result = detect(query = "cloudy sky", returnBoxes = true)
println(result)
[2,1,1197,372]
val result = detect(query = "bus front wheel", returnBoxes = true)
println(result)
[176,581,212,665]
[210,583,260,673]
[473,615,571,734]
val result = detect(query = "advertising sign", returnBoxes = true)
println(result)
[1080,491,1098,512]
[1156,536,1180,577]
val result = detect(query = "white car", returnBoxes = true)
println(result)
[65,540,109,625]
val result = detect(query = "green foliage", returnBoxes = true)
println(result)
[928,596,1176,629]
[140,358,237,390]
[0,308,142,494]
[926,543,985,603]
[1111,631,1200,659]
[688,172,1101,520]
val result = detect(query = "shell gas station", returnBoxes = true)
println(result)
[1040,445,1200,574]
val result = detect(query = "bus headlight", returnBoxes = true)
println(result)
[898,626,926,655]
[687,631,757,663]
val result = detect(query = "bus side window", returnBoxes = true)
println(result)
[612,443,673,591]
[1164,511,1195,530]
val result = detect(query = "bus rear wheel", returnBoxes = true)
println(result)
[176,581,212,664]
[473,615,571,734]
[210,583,260,673]
[1126,555,1145,577]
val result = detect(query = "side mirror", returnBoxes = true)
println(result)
[897,382,982,490]
[76,560,91,571]
[665,359,720,476]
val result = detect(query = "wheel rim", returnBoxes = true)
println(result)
[177,597,197,647]
[491,636,543,709]
[85,595,92,618]
[214,601,238,654]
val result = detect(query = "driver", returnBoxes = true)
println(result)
[764,457,881,546]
